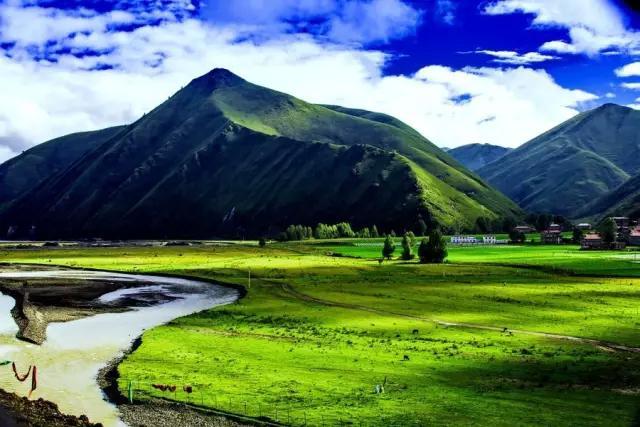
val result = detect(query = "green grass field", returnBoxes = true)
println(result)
[315,240,640,277]
[1,243,639,426]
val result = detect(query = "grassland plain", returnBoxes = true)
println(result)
[1,244,640,426]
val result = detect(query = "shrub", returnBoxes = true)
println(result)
[401,235,413,260]
[419,229,448,263]
[382,235,396,260]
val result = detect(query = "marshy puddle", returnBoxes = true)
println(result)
[0,270,239,426]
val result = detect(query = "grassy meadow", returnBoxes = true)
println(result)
[1,242,639,425]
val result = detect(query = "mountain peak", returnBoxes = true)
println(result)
[592,102,629,113]
[189,68,245,91]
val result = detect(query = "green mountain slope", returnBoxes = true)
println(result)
[478,104,640,217]
[0,69,520,239]
[0,126,125,209]
[447,143,511,171]
[578,173,640,219]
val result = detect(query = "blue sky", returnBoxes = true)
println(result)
[1,0,640,162]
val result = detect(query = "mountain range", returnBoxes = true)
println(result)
[447,143,511,171]
[0,69,520,239]
[477,103,640,218]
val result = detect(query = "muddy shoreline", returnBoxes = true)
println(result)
[0,388,102,427]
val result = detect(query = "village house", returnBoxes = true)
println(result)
[581,232,627,250]
[482,235,497,244]
[451,235,507,245]
[547,223,562,232]
[451,235,478,244]
[612,217,630,229]
[611,216,632,241]
[629,227,640,246]
[576,223,592,231]
[540,229,562,244]
[540,223,563,244]
[581,233,605,250]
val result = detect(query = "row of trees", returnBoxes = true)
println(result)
[278,222,386,241]
[382,230,447,264]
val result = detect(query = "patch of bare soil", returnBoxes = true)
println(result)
[0,388,102,427]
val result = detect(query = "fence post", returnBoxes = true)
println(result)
[127,380,134,404]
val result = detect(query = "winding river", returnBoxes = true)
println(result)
[0,269,239,426]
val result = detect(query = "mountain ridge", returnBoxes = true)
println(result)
[0,68,520,238]
[477,103,640,217]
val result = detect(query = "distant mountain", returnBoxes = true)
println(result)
[0,69,520,239]
[478,104,640,217]
[0,126,125,208]
[447,143,511,171]
[578,172,640,219]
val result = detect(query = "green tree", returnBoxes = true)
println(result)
[258,237,266,247]
[405,231,416,247]
[509,229,525,243]
[475,217,490,233]
[598,218,617,244]
[336,222,355,238]
[419,229,447,264]
[382,235,396,260]
[502,217,516,233]
[571,228,583,244]
[401,235,413,260]
[371,225,379,238]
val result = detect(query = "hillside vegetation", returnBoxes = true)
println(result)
[0,69,520,239]
[0,126,125,209]
[478,103,640,217]
[579,172,640,219]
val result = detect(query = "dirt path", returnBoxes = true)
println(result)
[279,283,640,354]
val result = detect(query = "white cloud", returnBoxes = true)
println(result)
[327,0,422,44]
[484,0,640,56]
[605,92,616,99]
[0,1,598,163]
[474,50,557,65]
[621,82,640,90]
[616,62,640,77]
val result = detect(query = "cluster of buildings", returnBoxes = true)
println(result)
[581,217,640,250]
[512,217,640,250]
[450,235,508,245]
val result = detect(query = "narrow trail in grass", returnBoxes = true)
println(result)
[279,283,640,354]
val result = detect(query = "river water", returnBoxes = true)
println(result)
[0,270,239,426]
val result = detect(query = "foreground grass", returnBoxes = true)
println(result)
[1,245,640,425]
